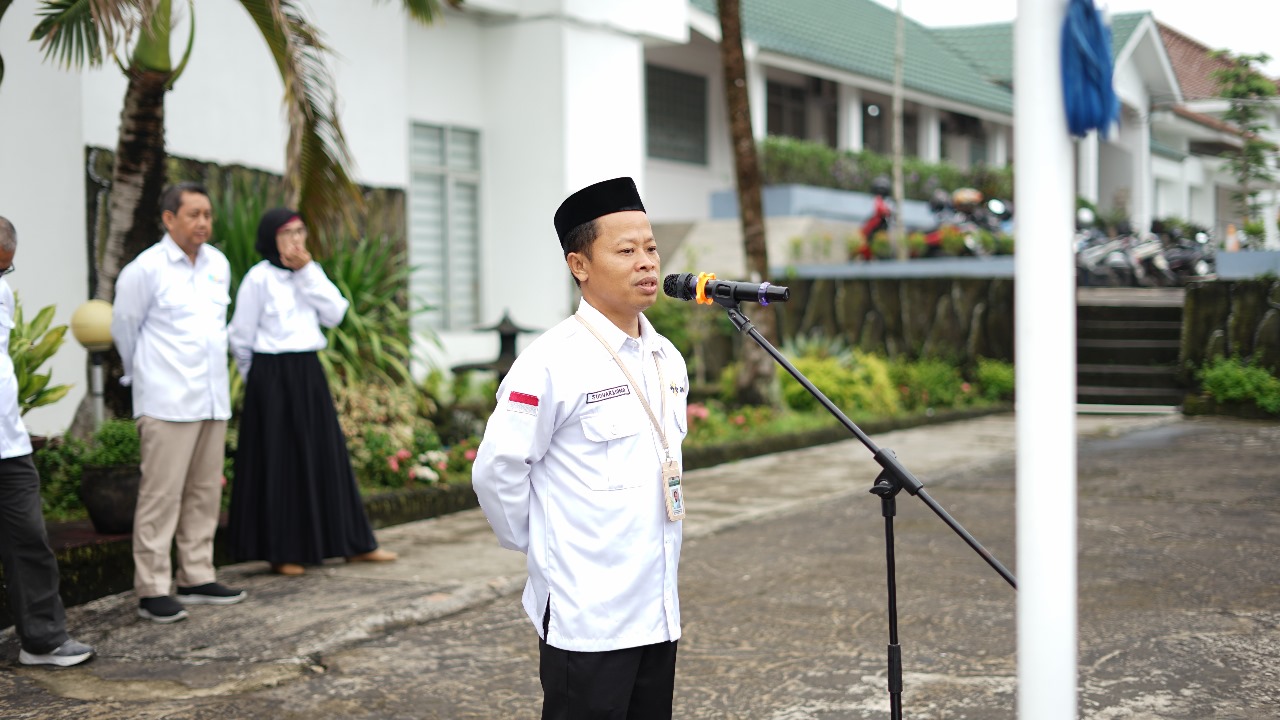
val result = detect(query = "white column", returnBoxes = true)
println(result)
[1265,191,1280,249]
[1015,1,1077,719]
[918,106,942,162]
[1134,108,1153,235]
[746,52,767,141]
[992,124,1010,166]
[1077,131,1100,205]
[837,85,864,151]
[1265,154,1280,249]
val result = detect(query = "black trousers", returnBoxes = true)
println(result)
[539,637,678,720]
[0,454,69,654]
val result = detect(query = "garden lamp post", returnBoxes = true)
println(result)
[70,300,113,429]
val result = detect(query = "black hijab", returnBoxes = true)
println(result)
[256,207,301,270]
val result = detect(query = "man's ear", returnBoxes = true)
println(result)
[160,210,175,233]
[566,252,589,284]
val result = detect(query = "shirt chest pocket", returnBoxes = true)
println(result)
[157,280,230,324]
[580,406,650,491]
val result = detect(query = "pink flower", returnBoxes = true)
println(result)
[961,382,972,393]
[731,414,746,426]
[387,456,401,472]
[464,448,477,461]
[687,403,710,423]
[221,475,227,487]
[395,449,412,461]
[436,461,448,470]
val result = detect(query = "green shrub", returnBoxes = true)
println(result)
[890,358,970,412]
[33,436,88,520]
[1197,356,1280,414]
[683,400,836,448]
[975,357,1016,402]
[82,418,141,466]
[7,294,72,416]
[781,351,900,416]
[759,136,1013,201]
[781,332,854,366]
[34,418,142,520]
[320,235,428,389]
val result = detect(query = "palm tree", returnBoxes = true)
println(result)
[716,0,777,406]
[19,0,452,299]
[12,0,451,421]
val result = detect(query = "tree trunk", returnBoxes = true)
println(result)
[96,70,169,302]
[717,0,777,407]
[97,69,171,420]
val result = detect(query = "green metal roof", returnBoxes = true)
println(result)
[932,11,1151,87]
[690,0,1013,115]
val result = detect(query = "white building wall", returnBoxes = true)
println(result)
[1152,155,1184,219]
[645,36,735,223]
[0,0,90,435]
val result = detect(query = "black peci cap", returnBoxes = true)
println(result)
[553,177,646,252]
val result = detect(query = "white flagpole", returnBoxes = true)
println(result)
[1014,0,1078,717]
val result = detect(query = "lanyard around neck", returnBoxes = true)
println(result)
[574,314,670,461]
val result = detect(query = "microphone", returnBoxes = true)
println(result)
[662,273,790,305]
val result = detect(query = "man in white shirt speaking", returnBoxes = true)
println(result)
[473,177,690,719]
[111,182,246,624]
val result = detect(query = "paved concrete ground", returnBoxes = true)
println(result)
[1,412,1277,718]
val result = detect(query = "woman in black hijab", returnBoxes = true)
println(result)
[226,209,396,575]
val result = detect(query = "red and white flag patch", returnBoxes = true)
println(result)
[507,390,540,416]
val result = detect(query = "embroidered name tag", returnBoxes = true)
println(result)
[586,385,630,404]
[506,391,540,416]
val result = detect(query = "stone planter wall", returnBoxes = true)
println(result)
[1180,279,1280,378]
[775,275,1016,364]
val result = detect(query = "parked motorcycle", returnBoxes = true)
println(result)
[1155,222,1216,283]
[1075,208,1129,286]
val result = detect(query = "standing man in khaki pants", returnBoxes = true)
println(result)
[111,182,246,623]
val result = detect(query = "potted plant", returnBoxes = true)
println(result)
[7,293,73,450]
[79,419,142,534]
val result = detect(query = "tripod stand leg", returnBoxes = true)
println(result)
[875,481,904,720]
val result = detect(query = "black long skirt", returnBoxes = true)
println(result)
[227,351,378,564]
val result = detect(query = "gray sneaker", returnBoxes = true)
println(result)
[18,639,95,667]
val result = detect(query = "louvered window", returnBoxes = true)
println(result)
[410,124,481,331]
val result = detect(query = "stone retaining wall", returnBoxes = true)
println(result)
[1180,279,1280,377]
[776,276,1015,363]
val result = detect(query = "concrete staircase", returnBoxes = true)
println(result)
[1077,288,1186,407]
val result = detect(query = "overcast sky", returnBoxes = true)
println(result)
[870,0,1280,78]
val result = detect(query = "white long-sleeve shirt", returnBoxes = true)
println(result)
[472,299,690,653]
[227,260,348,378]
[110,235,232,422]
[0,280,32,459]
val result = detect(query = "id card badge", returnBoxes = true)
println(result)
[663,459,685,521]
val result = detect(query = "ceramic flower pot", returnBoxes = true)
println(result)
[79,464,141,534]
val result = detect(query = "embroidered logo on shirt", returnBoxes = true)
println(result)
[669,382,687,394]
[507,391,540,416]
[586,385,630,404]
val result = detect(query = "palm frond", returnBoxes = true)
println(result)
[30,0,142,70]
[1,0,14,85]
[375,0,451,25]
[239,0,363,239]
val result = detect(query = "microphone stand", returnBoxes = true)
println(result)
[714,298,1016,720]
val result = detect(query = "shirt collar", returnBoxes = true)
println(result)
[576,298,666,359]
[160,234,206,268]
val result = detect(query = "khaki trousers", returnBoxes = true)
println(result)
[133,416,227,597]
